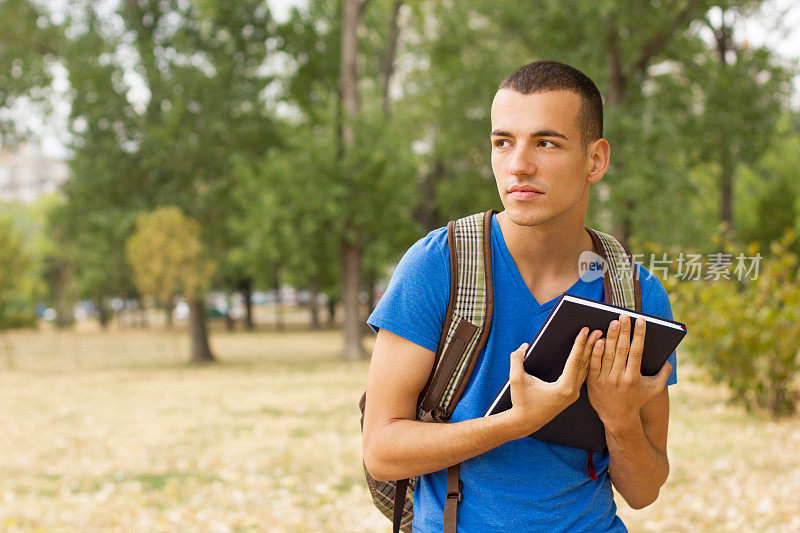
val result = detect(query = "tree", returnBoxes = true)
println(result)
[125,207,216,363]
[0,0,61,145]
[0,212,39,366]
[696,7,791,238]
[268,0,418,358]
[53,0,280,353]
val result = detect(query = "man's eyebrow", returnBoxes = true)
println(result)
[490,128,569,140]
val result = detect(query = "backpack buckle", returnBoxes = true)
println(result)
[446,480,463,502]
[422,408,447,423]
[431,408,447,422]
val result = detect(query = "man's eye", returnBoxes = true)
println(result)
[540,140,558,148]
[494,139,510,148]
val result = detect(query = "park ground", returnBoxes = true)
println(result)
[0,322,798,532]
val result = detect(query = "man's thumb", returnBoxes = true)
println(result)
[652,360,672,389]
[509,343,529,383]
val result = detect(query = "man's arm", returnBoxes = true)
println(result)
[587,315,673,509]
[362,327,604,481]
[605,388,670,509]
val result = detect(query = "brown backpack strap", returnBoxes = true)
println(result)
[443,465,462,533]
[392,478,410,533]
[417,217,460,420]
[418,209,496,420]
[394,210,495,532]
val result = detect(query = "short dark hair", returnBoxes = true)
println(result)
[498,61,603,150]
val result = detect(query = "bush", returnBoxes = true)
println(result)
[0,215,39,331]
[0,306,38,329]
[672,230,800,417]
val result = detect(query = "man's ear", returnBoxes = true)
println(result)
[586,138,610,184]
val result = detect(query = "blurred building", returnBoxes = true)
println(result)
[0,142,68,203]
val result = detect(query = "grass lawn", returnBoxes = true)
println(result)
[0,324,798,531]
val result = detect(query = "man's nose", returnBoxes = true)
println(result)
[509,145,536,177]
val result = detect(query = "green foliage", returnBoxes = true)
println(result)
[0,212,38,329]
[672,231,800,417]
[232,108,421,298]
[57,0,281,304]
[0,0,62,144]
[268,0,422,298]
[736,113,800,254]
[396,0,794,242]
[125,207,216,303]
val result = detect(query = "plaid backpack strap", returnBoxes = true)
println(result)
[364,209,496,533]
[585,226,641,311]
[418,209,495,533]
[418,209,496,421]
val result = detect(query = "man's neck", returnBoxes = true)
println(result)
[496,210,596,282]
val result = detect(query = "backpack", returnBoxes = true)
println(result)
[359,209,641,533]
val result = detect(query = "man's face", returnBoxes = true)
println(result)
[490,89,598,227]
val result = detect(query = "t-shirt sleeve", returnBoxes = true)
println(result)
[637,264,678,387]
[367,228,450,353]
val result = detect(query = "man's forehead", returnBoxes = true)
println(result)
[490,89,581,133]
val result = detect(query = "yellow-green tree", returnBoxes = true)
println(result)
[125,207,216,363]
[0,213,38,367]
[0,213,36,328]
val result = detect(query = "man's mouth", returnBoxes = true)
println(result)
[509,190,544,200]
[508,184,545,200]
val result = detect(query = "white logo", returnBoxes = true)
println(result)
[578,251,606,282]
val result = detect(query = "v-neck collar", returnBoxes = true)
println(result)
[491,213,587,312]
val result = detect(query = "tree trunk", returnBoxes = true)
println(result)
[224,292,235,332]
[188,296,216,363]
[605,16,627,105]
[327,297,337,327]
[381,0,402,117]
[138,297,147,328]
[719,142,734,237]
[309,274,321,330]
[95,298,110,329]
[240,278,254,331]
[613,198,633,244]
[164,298,174,329]
[365,271,376,318]
[415,158,443,232]
[49,261,74,328]
[714,13,735,240]
[341,237,366,360]
[274,284,284,331]
[340,0,368,360]
[340,0,360,145]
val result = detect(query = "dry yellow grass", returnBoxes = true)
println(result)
[0,324,798,532]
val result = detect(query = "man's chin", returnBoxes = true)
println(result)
[504,206,548,227]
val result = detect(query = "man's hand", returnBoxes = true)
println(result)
[508,327,605,437]
[587,314,672,430]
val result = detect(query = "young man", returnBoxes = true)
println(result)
[362,61,677,532]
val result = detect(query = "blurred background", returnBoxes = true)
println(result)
[0,0,799,530]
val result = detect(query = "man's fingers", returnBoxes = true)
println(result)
[509,343,529,386]
[588,337,605,381]
[625,317,646,376]
[579,332,602,382]
[561,327,590,382]
[610,314,631,378]
[601,320,619,376]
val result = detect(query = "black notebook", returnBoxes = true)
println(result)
[483,292,686,452]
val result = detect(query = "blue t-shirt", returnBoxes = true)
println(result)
[367,213,678,533]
